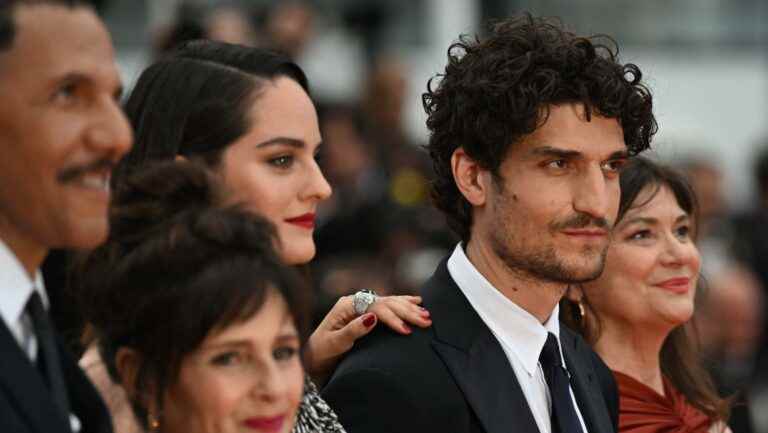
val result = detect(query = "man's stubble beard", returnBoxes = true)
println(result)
[487,187,610,285]
[490,231,608,285]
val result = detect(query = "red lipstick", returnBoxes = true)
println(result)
[243,415,286,432]
[656,277,691,294]
[285,213,315,229]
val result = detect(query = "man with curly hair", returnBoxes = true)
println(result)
[323,13,656,433]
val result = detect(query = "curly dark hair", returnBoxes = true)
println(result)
[423,13,657,241]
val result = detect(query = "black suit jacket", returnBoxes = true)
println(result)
[322,258,618,433]
[0,319,113,433]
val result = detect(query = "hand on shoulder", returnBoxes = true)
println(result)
[305,292,431,382]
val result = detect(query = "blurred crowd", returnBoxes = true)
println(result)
[677,146,768,433]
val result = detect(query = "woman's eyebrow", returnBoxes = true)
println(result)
[255,137,306,148]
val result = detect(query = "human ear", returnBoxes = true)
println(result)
[117,348,161,423]
[116,347,141,398]
[115,348,158,406]
[451,147,490,207]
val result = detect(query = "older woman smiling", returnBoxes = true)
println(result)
[564,156,731,433]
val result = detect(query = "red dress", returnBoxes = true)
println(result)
[613,370,712,433]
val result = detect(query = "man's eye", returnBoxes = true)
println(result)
[546,160,567,169]
[602,158,628,173]
[52,83,77,103]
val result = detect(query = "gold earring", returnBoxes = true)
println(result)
[578,301,586,319]
[148,413,160,432]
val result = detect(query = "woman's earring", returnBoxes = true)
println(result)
[578,301,586,320]
[148,412,160,432]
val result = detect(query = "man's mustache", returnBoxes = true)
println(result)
[56,159,115,183]
[550,212,610,232]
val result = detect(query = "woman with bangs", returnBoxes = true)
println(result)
[80,161,310,433]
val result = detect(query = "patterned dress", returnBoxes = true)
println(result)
[294,378,347,433]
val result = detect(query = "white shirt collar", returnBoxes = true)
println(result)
[0,238,48,329]
[447,243,562,376]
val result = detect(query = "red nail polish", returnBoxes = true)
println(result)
[363,314,376,327]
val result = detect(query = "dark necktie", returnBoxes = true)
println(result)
[26,291,71,423]
[539,332,584,433]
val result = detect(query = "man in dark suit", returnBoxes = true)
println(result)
[323,14,657,433]
[0,1,132,432]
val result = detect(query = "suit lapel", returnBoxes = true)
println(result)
[0,319,69,433]
[561,330,613,433]
[425,259,540,433]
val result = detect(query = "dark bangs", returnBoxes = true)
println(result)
[617,156,699,237]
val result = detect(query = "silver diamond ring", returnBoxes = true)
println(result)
[352,289,377,315]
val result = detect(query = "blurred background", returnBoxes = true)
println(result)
[65,1,768,432]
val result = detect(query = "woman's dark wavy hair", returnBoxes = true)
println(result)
[77,161,310,428]
[114,39,309,184]
[561,156,730,423]
[423,13,657,241]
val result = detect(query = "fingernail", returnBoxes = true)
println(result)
[402,324,412,333]
[420,309,431,317]
[363,314,376,327]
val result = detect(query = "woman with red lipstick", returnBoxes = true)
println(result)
[81,39,431,433]
[562,157,731,433]
[80,161,309,433]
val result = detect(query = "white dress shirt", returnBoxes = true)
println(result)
[0,239,80,432]
[447,243,589,433]
[0,238,49,360]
